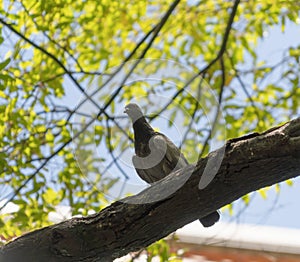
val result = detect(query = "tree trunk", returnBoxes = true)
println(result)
[1,118,300,262]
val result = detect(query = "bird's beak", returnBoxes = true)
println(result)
[124,107,128,114]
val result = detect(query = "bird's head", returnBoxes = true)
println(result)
[124,103,144,122]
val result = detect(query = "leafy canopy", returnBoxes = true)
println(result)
[0,0,300,259]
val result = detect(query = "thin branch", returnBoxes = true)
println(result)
[0,18,87,95]
[179,78,204,149]
[226,50,264,129]
[20,1,84,71]
[58,0,180,143]
[235,71,261,120]
[226,50,260,116]
[101,148,129,176]
[105,118,129,180]
[95,0,181,119]
[68,26,157,118]
[72,0,180,121]
[0,16,125,137]
[36,70,111,85]
[0,16,118,138]
[199,56,226,157]
[152,0,240,118]
[0,115,94,211]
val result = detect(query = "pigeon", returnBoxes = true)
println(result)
[124,103,220,227]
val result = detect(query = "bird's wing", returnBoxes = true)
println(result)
[132,155,162,184]
[132,155,151,183]
[151,134,188,171]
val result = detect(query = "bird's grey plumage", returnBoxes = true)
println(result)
[132,134,188,183]
[125,103,220,227]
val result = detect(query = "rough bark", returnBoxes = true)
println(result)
[1,118,300,262]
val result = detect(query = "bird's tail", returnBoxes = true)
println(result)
[199,211,220,227]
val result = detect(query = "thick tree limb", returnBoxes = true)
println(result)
[1,118,300,262]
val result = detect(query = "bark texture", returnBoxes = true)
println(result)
[1,118,300,262]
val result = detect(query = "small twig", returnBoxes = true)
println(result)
[179,78,204,149]
[105,119,129,180]
[199,56,226,157]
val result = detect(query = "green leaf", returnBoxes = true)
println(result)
[242,194,250,205]
[258,188,268,200]
[0,58,11,70]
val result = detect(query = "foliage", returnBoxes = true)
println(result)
[144,239,183,262]
[0,0,300,259]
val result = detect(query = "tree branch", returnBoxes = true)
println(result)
[1,117,300,262]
